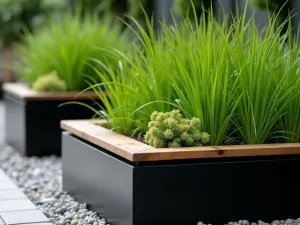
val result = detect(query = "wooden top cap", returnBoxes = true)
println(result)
[61,120,300,162]
[3,83,99,101]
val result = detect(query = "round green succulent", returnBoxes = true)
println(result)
[32,71,67,92]
[145,109,210,148]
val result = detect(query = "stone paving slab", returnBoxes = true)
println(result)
[20,224,53,225]
[0,171,9,182]
[0,182,18,191]
[0,169,51,225]
[0,199,37,212]
[0,190,26,201]
[0,210,49,225]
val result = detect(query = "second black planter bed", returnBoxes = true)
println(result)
[61,120,300,225]
[3,83,99,156]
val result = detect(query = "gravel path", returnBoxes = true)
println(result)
[0,144,299,225]
[0,145,109,225]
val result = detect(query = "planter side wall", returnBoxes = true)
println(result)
[133,157,300,225]
[4,94,26,153]
[62,133,300,225]
[62,132,134,225]
[4,93,98,156]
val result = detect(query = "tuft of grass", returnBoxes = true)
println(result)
[15,11,129,91]
[279,28,300,143]
[87,2,300,146]
[231,16,300,144]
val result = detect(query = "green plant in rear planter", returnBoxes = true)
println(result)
[145,110,210,148]
[3,8,130,157]
[16,11,129,92]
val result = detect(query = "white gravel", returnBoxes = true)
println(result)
[0,145,109,225]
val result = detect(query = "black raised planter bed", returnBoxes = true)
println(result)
[61,120,300,225]
[3,83,99,156]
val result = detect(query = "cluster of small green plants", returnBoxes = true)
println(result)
[15,11,129,91]
[82,3,300,147]
[145,110,210,148]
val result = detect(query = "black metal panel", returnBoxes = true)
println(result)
[133,157,300,225]
[62,132,300,225]
[4,93,97,156]
[62,132,134,225]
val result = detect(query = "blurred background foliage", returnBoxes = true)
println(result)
[0,0,67,48]
[0,0,154,48]
[0,0,295,49]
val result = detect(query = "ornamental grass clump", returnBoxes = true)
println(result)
[87,2,300,146]
[16,11,129,92]
[145,110,210,148]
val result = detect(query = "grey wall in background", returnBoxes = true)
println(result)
[155,0,180,29]
[292,0,300,35]
[65,0,299,31]
[155,0,174,23]
[214,0,234,23]
[154,0,234,29]
[153,0,270,30]
[237,0,269,30]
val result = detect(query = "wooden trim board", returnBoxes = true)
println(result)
[3,83,99,101]
[61,120,300,162]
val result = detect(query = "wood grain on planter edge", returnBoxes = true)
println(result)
[61,120,300,162]
[3,83,99,101]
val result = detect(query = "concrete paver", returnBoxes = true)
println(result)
[0,169,51,225]
[0,190,26,201]
[0,199,37,212]
[0,210,49,225]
